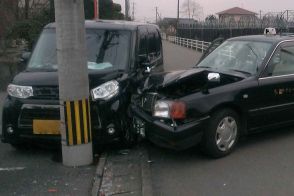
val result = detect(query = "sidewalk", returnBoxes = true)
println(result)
[92,144,152,196]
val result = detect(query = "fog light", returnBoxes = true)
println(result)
[139,127,146,138]
[7,127,14,134]
[133,118,146,138]
[107,127,116,135]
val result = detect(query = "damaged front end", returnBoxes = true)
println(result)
[131,68,245,150]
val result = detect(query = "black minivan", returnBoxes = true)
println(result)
[1,20,164,147]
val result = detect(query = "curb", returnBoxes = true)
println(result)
[91,144,153,196]
[91,153,107,196]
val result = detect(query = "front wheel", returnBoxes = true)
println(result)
[202,109,240,158]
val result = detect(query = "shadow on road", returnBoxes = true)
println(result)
[147,127,294,160]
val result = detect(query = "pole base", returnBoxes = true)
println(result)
[62,142,93,167]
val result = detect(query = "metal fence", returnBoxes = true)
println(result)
[167,36,211,53]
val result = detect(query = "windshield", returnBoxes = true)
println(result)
[27,29,131,71]
[198,40,273,75]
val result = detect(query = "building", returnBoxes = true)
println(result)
[217,7,257,23]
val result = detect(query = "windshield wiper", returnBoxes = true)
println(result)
[198,66,212,69]
[229,69,251,76]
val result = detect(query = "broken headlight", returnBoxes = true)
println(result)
[153,100,186,120]
[91,80,119,101]
[153,101,171,118]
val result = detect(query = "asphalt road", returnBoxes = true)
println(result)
[148,129,294,196]
[162,40,201,71]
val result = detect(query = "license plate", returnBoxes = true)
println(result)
[33,120,60,135]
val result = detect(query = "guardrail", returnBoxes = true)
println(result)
[167,36,211,53]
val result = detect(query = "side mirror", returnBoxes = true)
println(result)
[20,52,31,64]
[138,54,152,72]
[207,73,220,83]
[145,66,151,74]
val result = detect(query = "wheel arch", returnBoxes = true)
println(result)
[209,103,248,135]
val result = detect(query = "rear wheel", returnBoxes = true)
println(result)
[202,109,240,158]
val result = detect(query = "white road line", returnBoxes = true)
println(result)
[0,167,25,171]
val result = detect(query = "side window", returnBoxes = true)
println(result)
[138,26,148,56]
[155,30,162,57]
[267,44,294,76]
[147,27,161,60]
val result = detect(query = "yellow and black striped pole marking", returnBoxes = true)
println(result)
[64,99,92,146]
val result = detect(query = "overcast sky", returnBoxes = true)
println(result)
[113,0,293,22]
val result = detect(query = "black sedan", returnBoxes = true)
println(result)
[132,33,294,158]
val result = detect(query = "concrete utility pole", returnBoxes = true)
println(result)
[54,0,93,166]
[132,2,135,21]
[188,0,191,19]
[125,0,130,20]
[156,7,158,24]
[177,0,180,36]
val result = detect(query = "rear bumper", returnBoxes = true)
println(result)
[131,105,210,150]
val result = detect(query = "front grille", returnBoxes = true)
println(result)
[33,86,59,100]
[18,105,60,128]
[141,93,158,112]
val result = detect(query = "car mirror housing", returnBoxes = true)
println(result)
[272,53,281,65]
[20,52,32,64]
[138,54,148,64]
[207,73,221,83]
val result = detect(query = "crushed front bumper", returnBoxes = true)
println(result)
[131,105,210,150]
[1,95,129,144]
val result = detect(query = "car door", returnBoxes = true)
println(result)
[136,26,149,70]
[256,41,294,128]
[146,27,164,72]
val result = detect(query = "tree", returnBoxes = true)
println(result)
[181,0,203,20]
[84,0,124,20]
[205,15,217,22]
[5,0,55,49]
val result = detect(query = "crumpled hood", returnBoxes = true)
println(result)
[141,67,246,97]
[143,68,207,91]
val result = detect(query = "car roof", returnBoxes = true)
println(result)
[228,34,294,44]
[45,20,159,31]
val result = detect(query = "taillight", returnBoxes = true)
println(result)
[170,101,186,120]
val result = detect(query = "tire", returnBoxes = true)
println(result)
[202,109,240,158]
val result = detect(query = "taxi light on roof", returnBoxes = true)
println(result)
[264,28,276,35]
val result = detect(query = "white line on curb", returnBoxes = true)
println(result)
[0,167,25,171]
